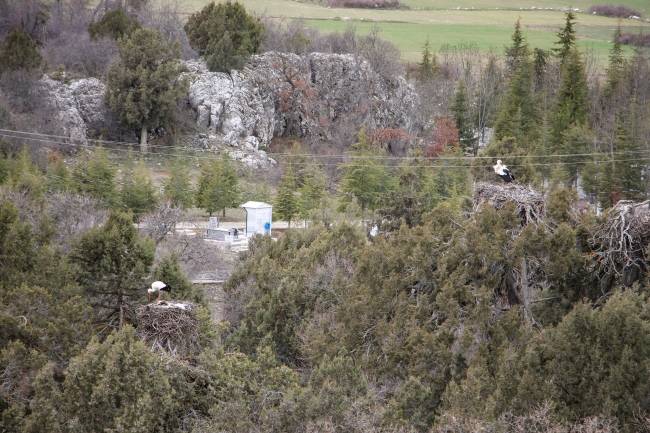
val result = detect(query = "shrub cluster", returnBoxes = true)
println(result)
[588,4,642,18]
[618,32,650,47]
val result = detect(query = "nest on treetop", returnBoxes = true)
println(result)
[136,301,201,355]
[589,200,650,285]
[473,182,545,225]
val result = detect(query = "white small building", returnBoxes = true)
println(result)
[241,201,273,237]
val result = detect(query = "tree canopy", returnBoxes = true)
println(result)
[184,0,263,73]
[0,29,42,74]
[88,9,142,41]
[105,28,189,152]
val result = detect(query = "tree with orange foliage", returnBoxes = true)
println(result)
[425,115,459,158]
[368,127,411,155]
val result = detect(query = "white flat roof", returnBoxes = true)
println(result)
[240,201,273,209]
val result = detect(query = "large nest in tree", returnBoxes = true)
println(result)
[136,301,201,355]
[589,200,650,285]
[473,182,545,225]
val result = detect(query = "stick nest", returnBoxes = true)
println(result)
[473,182,545,225]
[136,301,201,355]
[590,200,650,281]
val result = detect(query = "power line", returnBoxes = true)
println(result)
[4,131,650,171]
[2,128,649,164]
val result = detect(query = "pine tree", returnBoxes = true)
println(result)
[603,23,626,99]
[298,164,325,224]
[47,156,70,193]
[87,9,142,41]
[0,29,42,74]
[339,130,393,219]
[25,327,173,433]
[553,125,589,189]
[105,28,189,152]
[195,156,239,216]
[0,151,8,185]
[504,18,527,75]
[493,50,540,149]
[613,120,645,202]
[69,211,155,331]
[72,148,119,209]
[418,36,437,81]
[553,10,578,67]
[163,158,194,209]
[8,146,47,200]
[549,47,588,187]
[120,158,157,221]
[184,0,263,73]
[532,47,549,90]
[206,30,246,73]
[274,165,301,227]
[449,81,476,155]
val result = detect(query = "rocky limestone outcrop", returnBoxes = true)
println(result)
[40,76,118,150]
[183,52,423,151]
[37,51,422,163]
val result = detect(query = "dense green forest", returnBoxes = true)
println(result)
[4,154,650,432]
[2,0,650,431]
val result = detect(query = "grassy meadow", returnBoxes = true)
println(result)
[179,0,649,62]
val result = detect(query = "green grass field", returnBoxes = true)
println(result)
[180,0,649,61]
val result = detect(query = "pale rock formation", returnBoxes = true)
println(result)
[38,51,422,164]
[40,76,117,150]
[183,52,423,152]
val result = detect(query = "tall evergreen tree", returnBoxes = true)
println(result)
[532,47,549,90]
[549,47,588,178]
[613,119,645,202]
[418,36,437,81]
[47,156,70,193]
[195,156,239,217]
[163,158,194,209]
[71,148,119,208]
[274,165,301,227]
[105,28,189,152]
[120,158,157,221]
[449,81,477,155]
[339,130,393,219]
[504,18,527,75]
[298,164,325,224]
[603,23,626,100]
[493,47,539,149]
[553,10,578,67]
[69,211,155,331]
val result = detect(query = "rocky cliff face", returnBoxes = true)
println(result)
[39,76,118,151]
[184,52,423,151]
[39,51,422,159]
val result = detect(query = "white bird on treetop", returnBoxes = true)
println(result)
[148,281,171,302]
[493,159,515,184]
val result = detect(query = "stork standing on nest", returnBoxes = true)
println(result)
[148,281,171,302]
[493,159,515,184]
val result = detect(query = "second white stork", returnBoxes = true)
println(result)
[148,281,171,302]
[493,160,515,184]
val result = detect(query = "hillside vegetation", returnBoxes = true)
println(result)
[1,0,650,431]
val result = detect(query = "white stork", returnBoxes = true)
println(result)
[493,160,515,184]
[148,281,171,302]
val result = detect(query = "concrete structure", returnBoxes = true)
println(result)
[241,201,272,237]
